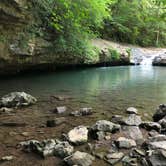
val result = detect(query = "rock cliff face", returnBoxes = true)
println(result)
[0,0,130,75]
[0,0,65,75]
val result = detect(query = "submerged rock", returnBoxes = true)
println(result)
[54,106,67,114]
[153,104,166,122]
[20,139,73,158]
[126,107,138,114]
[70,107,93,116]
[46,117,66,127]
[0,107,15,114]
[0,92,37,108]
[116,137,136,149]
[140,121,161,132]
[0,122,27,127]
[64,151,95,166]
[67,126,88,144]
[1,156,14,161]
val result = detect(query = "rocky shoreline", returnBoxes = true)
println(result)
[0,92,166,165]
[152,53,166,66]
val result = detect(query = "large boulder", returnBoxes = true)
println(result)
[152,53,166,66]
[67,126,88,145]
[20,139,74,158]
[64,151,95,166]
[153,104,166,122]
[0,92,37,108]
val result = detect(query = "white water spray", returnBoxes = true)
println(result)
[130,48,164,66]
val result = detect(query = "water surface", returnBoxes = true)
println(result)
[0,66,165,116]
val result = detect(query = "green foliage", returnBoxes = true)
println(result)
[32,0,113,62]
[108,48,120,60]
[0,35,7,43]
[103,0,166,47]
[126,48,131,58]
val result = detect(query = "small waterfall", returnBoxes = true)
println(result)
[140,54,157,65]
[130,48,164,66]
[130,48,144,65]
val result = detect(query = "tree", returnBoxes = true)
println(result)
[103,0,166,46]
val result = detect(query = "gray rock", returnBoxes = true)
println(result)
[147,149,166,166]
[148,130,159,137]
[54,106,67,114]
[46,117,66,127]
[96,131,106,140]
[106,152,124,165]
[140,158,149,166]
[67,126,88,144]
[153,104,166,122]
[20,139,56,157]
[20,139,73,158]
[122,114,142,126]
[145,135,166,151]
[53,140,74,158]
[130,148,145,157]
[153,53,166,66]
[126,107,138,114]
[0,92,37,108]
[116,137,136,149]
[91,120,121,132]
[64,151,95,166]
[140,121,161,132]
[148,141,166,150]
[159,116,166,128]
[95,152,105,159]
[70,107,93,116]
[122,155,138,166]
[149,134,166,142]
[122,126,143,140]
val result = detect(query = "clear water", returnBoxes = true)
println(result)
[0,66,165,116]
